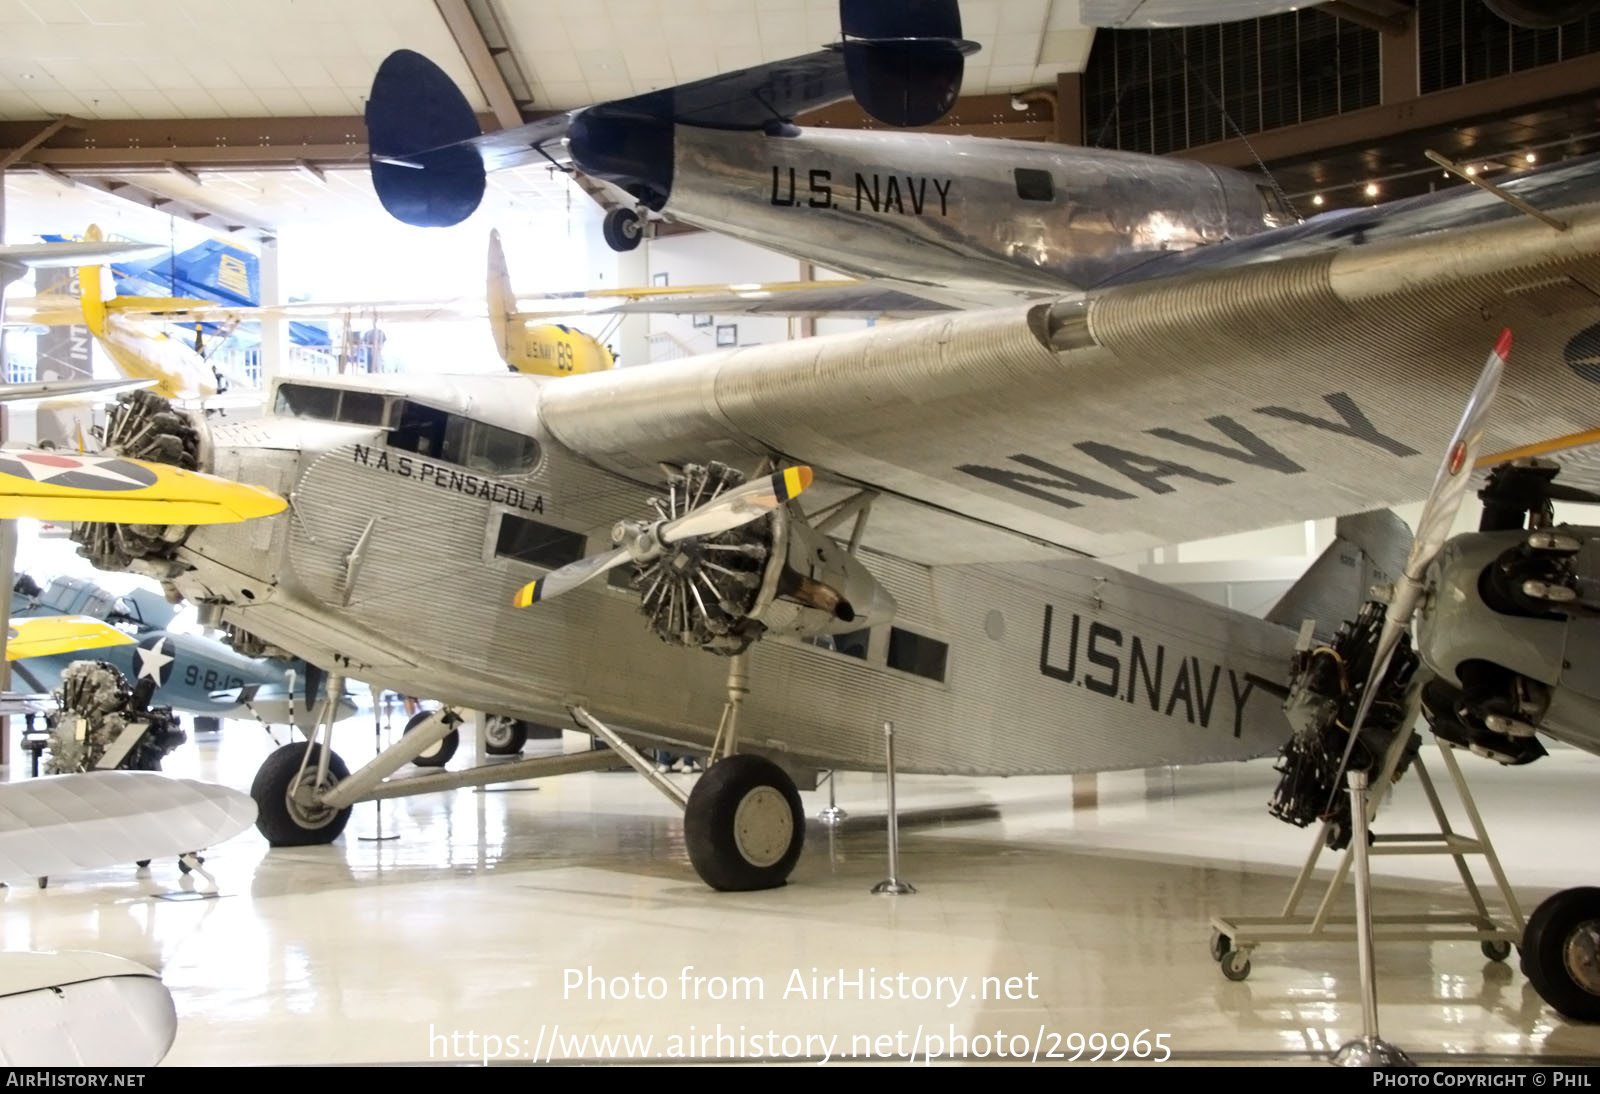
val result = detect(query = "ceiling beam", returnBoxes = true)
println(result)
[1317,0,1412,33]
[1176,52,1600,169]
[67,176,275,242]
[0,115,83,172]
[433,0,524,129]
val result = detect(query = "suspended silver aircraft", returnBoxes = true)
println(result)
[363,0,1600,313]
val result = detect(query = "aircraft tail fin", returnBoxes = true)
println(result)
[1266,510,1413,642]
[76,226,110,337]
[486,229,514,364]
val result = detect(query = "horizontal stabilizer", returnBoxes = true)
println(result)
[0,771,256,882]
[838,0,979,126]
[1266,510,1413,642]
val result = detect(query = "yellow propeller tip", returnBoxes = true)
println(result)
[780,465,813,501]
[513,581,541,609]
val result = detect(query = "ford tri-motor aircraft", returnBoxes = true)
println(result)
[57,109,1600,1024]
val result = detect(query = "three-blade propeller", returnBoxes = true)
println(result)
[513,465,814,608]
[1323,329,1511,812]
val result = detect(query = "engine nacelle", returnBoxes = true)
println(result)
[749,512,897,640]
[1414,525,1600,762]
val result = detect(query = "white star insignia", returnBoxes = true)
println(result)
[135,636,174,682]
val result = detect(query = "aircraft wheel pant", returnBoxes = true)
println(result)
[483,716,529,756]
[251,742,353,846]
[1522,886,1600,1022]
[404,710,460,767]
[683,755,805,892]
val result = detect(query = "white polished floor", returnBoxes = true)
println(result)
[4,719,1600,1067]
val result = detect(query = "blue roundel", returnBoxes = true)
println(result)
[1566,322,1600,384]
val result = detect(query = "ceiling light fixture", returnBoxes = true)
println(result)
[1365,182,1379,198]
[1312,194,1324,206]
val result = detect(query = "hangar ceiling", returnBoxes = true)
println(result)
[0,0,1595,241]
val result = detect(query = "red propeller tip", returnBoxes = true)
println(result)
[1494,328,1513,361]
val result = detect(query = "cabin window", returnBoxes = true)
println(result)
[275,383,393,427]
[494,514,587,570]
[806,629,871,659]
[275,383,340,421]
[465,420,539,475]
[887,627,948,682]
[388,400,539,475]
[339,390,387,426]
[1015,168,1054,202]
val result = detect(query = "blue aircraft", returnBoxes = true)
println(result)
[11,573,343,732]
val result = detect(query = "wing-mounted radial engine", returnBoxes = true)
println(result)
[1413,458,1600,765]
[1269,331,1511,849]
[515,461,895,654]
[70,389,206,577]
[1271,602,1424,849]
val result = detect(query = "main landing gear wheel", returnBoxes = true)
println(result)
[602,207,643,252]
[483,716,528,756]
[251,742,353,846]
[683,754,805,892]
[405,711,459,767]
[1522,887,1600,1022]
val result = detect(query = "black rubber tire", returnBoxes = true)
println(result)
[1221,951,1252,982]
[405,711,459,767]
[1209,931,1231,963]
[484,717,528,757]
[1523,887,1600,1022]
[683,754,804,892]
[251,742,352,847]
[1482,939,1513,963]
[603,207,643,252]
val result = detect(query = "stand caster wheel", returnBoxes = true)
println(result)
[1481,939,1513,963]
[136,860,151,869]
[1209,931,1231,963]
[36,877,47,890]
[178,854,204,876]
[1221,950,1252,981]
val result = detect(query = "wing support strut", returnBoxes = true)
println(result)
[1425,150,1568,233]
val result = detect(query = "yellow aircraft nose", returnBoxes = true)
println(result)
[0,452,286,525]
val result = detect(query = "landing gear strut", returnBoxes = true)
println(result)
[250,672,354,846]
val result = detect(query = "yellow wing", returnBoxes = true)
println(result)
[0,452,286,524]
[7,616,135,660]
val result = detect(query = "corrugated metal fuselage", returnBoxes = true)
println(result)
[176,379,1296,777]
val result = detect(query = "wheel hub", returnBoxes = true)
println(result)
[485,718,515,749]
[286,773,338,829]
[1563,918,1600,996]
[732,786,792,868]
